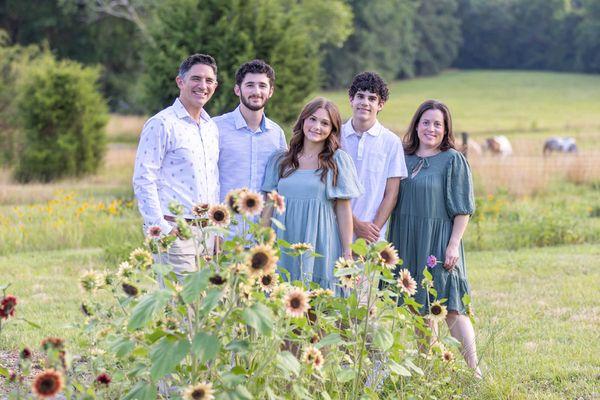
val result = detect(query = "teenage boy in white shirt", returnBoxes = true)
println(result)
[341,72,408,243]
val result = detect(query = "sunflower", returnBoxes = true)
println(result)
[20,347,32,360]
[147,225,162,238]
[117,261,134,279]
[192,203,210,217]
[41,337,64,351]
[396,269,417,296]
[284,288,311,318]
[237,190,264,217]
[290,242,314,253]
[79,270,102,292]
[183,382,215,400]
[335,257,356,289]
[379,244,399,269]
[302,346,324,369]
[31,369,64,398]
[427,255,438,268]
[245,244,277,277]
[95,372,112,386]
[442,350,455,363]
[268,190,286,214]
[225,188,247,213]
[0,294,17,319]
[122,282,140,297]
[129,248,153,269]
[258,273,278,292]
[427,300,448,323]
[207,204,231,227]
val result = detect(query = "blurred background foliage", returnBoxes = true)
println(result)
[1,0,598,116]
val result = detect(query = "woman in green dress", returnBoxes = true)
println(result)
[261,97,363,291]
[388,99,481,377]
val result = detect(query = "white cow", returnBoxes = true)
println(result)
[484,136,513,156]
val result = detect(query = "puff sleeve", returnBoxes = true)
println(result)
[326,150,365,200]
[445,151,475,217]
[261,150,285,192]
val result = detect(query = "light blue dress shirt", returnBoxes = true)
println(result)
[133,98,220,235]
[214,106,287,201]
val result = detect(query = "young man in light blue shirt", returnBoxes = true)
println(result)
[214,60,287,204]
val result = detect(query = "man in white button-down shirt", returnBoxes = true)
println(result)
[341,72,408,243]
[133,53,220,277]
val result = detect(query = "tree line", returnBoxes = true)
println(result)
[1,0,599,119]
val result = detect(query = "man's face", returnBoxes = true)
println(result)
[349,90,384,125]
[234,73,274,112]
[176,63,218,111]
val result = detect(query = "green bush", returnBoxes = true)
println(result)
[14,55,108,182]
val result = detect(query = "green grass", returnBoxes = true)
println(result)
[322,70,600,136]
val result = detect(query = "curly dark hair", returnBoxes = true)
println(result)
[235,59,275,87]
[278,97,342,186]
[178,54,217,78]
[348,71,389,102]
[403,99,455,155]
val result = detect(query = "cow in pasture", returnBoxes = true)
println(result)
[459,132,482,158]
[543,137,577,155]
[484,136,513,156]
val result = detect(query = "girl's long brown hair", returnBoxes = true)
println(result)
[403,99,455,155]
[279,97,342,186]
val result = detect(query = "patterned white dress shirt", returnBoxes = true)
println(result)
[341,119,408,240]
[133,98,220,235]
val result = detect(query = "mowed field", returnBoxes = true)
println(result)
[1,70,599,399]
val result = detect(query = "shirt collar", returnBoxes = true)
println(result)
[173,98,211,123]
[233,105,270,133]
[343,119,382,138]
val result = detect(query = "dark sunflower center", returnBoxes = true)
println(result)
[192,389,205,399]
[431,305,442,315]
[214,210,225,221]
[209,275,225,285]
[39,377,57,393]
[245,198,256,208]
[402,278,410,287]
[252,252,268,269]
[290,297,301,309]
[261,275,272,285]
[381,251,391,263]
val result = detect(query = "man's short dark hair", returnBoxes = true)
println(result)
[348,71,389,103]
[235,59,275,87]
[178,54,218,78]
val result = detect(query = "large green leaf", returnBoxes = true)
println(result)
[149,336,190,381]
[128,290,171,330]
[314,333,344,349]
[122,381,157,400]
[351,239,368,256]
[242,303,273,335]
[192,331,220,363]
[389,360,411,377]
[276,351,300,377]
[181,269,211,304]
[373,326,394,351]
[199,287,223,315]
[108,337,135,358]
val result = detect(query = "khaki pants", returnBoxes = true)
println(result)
[154,222,215,284]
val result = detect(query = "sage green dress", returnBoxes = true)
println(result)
[388,149,475,314]
[261,150,364,291]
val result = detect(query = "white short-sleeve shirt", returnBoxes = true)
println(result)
[341,119,408,239]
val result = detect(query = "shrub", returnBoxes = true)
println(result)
[13,54,108,182]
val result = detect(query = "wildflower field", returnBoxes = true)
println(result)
[1,71,599,399]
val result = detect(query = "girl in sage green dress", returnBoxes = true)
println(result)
[388,99,481,377]
[261,97,363,292]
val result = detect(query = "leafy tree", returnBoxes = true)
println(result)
[321,0,417,88]
[575,0,600,73]
[0,31,43,165]
[413,0,462,76]
[141,0,352,124]
[14,55,108,182]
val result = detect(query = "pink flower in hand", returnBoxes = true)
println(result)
[427,255,438,269]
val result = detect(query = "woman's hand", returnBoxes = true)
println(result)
[443,242,460,271]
